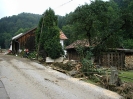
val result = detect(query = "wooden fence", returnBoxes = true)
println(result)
[100,52,125,69]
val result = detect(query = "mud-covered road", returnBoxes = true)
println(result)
[0,54,123,99]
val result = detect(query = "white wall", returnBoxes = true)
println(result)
[60,40,64,48]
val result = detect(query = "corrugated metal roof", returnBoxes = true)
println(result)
[13,27,37,40]
[12,33,23,40]
[116,48,133,53]
[66,39,90,49]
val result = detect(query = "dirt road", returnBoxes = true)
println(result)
[0,54,123,99]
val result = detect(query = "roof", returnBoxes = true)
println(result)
[12,33,23,40]
[60,31,68,40]
[12,27,37,40]
[116,48,133,53]
[66,39,90,49]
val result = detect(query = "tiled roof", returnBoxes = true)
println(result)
[60,31,68,40]
[66,39,90,49]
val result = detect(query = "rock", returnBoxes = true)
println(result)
[68,69,79,76]
[63,60,69,64]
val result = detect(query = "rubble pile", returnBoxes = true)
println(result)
[49,60,133,99]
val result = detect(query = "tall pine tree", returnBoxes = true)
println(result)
[36,8,64,59]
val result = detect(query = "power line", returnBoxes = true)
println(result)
[55,0,73,9]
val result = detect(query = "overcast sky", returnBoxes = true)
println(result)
[0,0,109,19]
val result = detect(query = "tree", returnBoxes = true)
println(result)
[113,0,133,48]
[3,32,12,49]
[70,0,123,52]
[36,8,64,59]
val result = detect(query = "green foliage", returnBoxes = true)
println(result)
[123,39,133,49]
[43,27,64,59]
[28,51,37,59]
[0,32,12,49]
[36,8,64,59]
[75,1,121,47]
[57,16,66,29]
[0,12,41,48]
[75,45,99,75]
[62,25,75,46]
[14,28,30,35]
[119,70,133,83]
[57,0,133,50]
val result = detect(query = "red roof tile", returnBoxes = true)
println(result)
[60,31,68,40]
[66,39,90,49]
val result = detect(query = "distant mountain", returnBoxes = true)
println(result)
[0,12,41,35]
[0,12,41,48]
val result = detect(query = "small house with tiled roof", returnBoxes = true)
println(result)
[60,31,68,49]
[66,39,90,60]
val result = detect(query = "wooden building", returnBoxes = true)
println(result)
[98,49,133,69]
[66,39,90,60]
[10,27,67,54]
[66,40,133,69]
[11,28,36,54]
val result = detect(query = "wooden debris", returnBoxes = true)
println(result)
[125,55,133,70]
[75,62,82,71]
[52,67,67,74]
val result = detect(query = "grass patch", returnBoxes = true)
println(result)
[84,70,133,85]
[119,70,133,83]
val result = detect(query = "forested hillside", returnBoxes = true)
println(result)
[0,13,41,48]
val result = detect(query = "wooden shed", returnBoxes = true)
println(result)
[98,48,133,69]
[11,27,36,54]
[66,39,90,60]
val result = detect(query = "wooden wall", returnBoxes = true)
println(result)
[99,52,125,69]
[17,28,36,51]
[67,49,80,60]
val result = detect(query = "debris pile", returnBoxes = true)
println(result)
[50,60,85,78]
[48,60,133,99]
[115,82,133,99]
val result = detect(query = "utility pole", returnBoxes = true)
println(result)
[37,14,45,60]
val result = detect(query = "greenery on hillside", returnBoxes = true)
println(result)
[0,12,41,48]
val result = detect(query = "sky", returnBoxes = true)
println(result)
[0,0,108,19]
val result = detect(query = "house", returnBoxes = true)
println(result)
[66,39,90,60]
[10,28,67,55]
[60,31,68,49]
[11,27,37,54]
[66,40,133,69]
